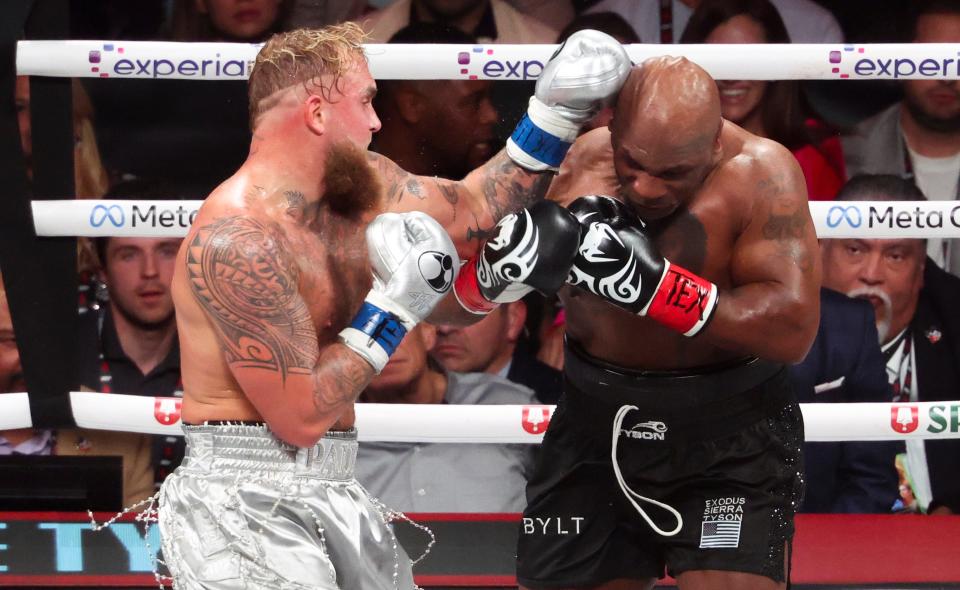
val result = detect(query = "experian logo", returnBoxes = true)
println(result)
[456,46,543,80]
[87,43,255,79]
[829,45,960,80]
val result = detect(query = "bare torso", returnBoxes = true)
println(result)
[552,125,800,370]
[172,175,374,429]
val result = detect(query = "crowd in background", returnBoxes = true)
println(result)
[3,0,960,518]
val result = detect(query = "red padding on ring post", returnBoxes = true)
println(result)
[792,514,960,584]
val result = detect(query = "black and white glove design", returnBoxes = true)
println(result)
[455,201,581,314]
[567,196,718,336]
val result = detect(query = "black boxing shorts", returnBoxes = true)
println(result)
[516,341,804,588]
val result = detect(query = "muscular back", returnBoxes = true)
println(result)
[552,125,820,370]
[173,176,374,427]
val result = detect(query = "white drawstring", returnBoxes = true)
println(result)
[611,404,683,537]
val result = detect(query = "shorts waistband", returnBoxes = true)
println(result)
[181,423,357,481]
[564,340,783,406]
[562,341,793,437]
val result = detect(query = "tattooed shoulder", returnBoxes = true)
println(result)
[367,151,423,203]
[186,215,319,381]
[753,169,814,272]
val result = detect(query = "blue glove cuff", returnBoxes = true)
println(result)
[348,301,407,357]
[510,113,572,169]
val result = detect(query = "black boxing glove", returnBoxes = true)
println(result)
[567,195,718,336]
[455,201,581,314]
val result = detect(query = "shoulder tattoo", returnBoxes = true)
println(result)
[186,216,319,381]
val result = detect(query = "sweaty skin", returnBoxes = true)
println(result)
[171,58,550,447]
[534,57,821,590]
[550,57,821,371]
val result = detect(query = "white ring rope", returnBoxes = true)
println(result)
[17,41,960,448]
[16,40,960,81]
[0,393,33,430]
[32,199,960,239]
[0,391,953,443]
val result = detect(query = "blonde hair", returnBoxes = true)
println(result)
[248,23,367,129]
[72,79,109,199]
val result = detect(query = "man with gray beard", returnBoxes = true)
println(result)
[820,174,960,515]
[843,0,960,276]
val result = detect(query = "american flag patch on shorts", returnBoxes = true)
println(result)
[699,520,742,549]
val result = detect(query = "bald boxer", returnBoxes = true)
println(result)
[516,57,821,590]
[159,24,628,589]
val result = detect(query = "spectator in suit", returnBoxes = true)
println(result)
[356,323,536,512]
[432,299,563,404]
[821,174,960,514]
[789,287,899,513]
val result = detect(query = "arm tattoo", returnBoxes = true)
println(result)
[479,152,552,218]
[186,216,319,381]
[757,176,813,272]
[761,207,807,241]
[436,181,460,206]
[406,178,425,200]
[759,174,806,241]
[312,347,374,414]
[368,152,418,203]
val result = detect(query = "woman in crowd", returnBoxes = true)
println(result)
[681,0,846,200]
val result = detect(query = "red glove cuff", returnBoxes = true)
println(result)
[453,258,498,315]
[643,261,719,337]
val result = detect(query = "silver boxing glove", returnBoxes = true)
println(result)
[339,212,458,372]
[507,29,632,172]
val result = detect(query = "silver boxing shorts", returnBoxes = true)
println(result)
[158,423,416,589]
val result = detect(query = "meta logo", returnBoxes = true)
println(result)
[826,205,862,229]
[88,43,255,79]
[827,204,960,230]
[89,203,199,230]
[457,46,543,80]
[829,45,960,79]
[89,204,125,228]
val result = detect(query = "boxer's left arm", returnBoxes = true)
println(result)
[369,150,551,261]
[709,147,821,363]
[376,30,632,262]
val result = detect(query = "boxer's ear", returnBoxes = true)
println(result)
[304,94,326,136]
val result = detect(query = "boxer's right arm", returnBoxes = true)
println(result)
[187,212,456,448]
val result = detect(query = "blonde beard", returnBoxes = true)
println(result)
[324,141,382,219]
